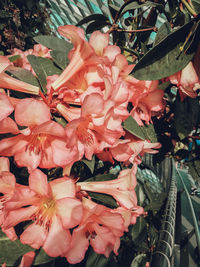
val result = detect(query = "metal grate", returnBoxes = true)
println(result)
[47,0,124,31]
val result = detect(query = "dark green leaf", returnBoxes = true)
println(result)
[27,55,62,92]
[174,96,200,140]
[130,217,146,241]
[0,229,53,266]
[6,66,40,87]
[192,0,200,14]
[154,21,171,46]
[88,192,118,208]
[50,50,69,70]
[107,2,120,21]
[86,248,118,267]
[34,35,73,52]
[123,116,158,142]
[76,14,108,26]
[86,20,108,34]
[132,19,196,80]
[82,156,95,174]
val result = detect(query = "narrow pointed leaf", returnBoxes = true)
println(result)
[76,14,108,26]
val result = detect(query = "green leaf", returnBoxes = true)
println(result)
[0,229,53,266]
[82,156,95,174]
[123,116,158,142]
[50,50,69,70]
[107,2,120,21]
[27,55,62,92]
[174,96,200,140]
[86,248,118,267]
[130,217,146,241]
[34,35,73,52]
[6,66,40,87]
[86,20,109,34]
[8,55,21,63]
[76,14,108,26]
[88,192,118,208]
[192,0,200,14]
[154,21,171,46]
[132,19,196,80]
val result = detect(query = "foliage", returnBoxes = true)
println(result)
[0,0,51,54]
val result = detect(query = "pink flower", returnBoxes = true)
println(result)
[65,197,125,264]
[0,98,74,171]
[0,157,17,241]
[52,25,95,91]
[19,251,35,267]
[3,169,83,257]
[0,56,39,95]
[78,167,138,209]
[169,62,199,99]
[0,92,14,121]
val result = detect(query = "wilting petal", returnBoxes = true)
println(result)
[29,169,49,196]
[19,251,35,267]
[43,215,71,257]
[56,197,83,228]
[15,98,50,127]
[20,223,47,249]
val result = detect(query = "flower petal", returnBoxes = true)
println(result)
[15,98,50,126]
[43,216,71,257]
[20,223,47,249]
[56,197,83,228]
[19,251,35,267]
[0,93,14,121]
[29,169,49,196]
[50,177,76,199]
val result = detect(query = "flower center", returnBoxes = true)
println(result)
[31,197,56,230]
[26,133,48,155]
[76,119,93,145]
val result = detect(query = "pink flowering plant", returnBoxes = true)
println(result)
[0,0,200,266]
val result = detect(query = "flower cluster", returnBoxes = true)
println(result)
[0,25,163,264]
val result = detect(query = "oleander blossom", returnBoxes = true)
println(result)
[0,98,76,171]
[65,197,125,264]
[2,169,83,257]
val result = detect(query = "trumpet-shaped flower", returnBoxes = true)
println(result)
[65,197,124,264]
[0,56,39,95]
[2,169,83,257]
[78,167,137,209]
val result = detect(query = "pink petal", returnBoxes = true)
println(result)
[65,227,89,264]
[103,45,121,62]
[0,117,19,134]
[0,93,14,121]
[3,206,37,229]
[15,98,50,126]
[0,157,10,172]
[0,56,11,72]
[89,31,109,56]
[0,171,15,194]
[32,120,65,137]
[15,149,41,172]
[43,216,71,257]
[180,62,199,86]
[56,197,83,228]
[0,72,39,95]
[81,93,104,117]
[29,169,49,196]
[20,223,47,249]
[2,227,17,241]
[19,251,35,267]
[50,177,76,199]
